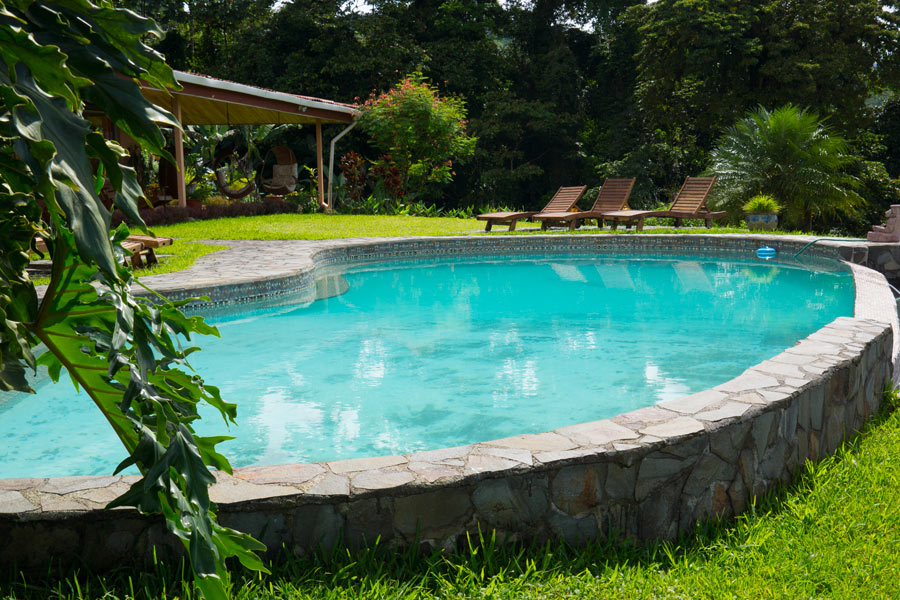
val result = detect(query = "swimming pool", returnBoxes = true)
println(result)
[0,252,854,478]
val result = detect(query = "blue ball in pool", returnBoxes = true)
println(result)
[756,246,776,260]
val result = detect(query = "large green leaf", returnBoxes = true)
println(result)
[54,185,116,275]
[85,133,147,229]
[0,8,86,107]
[1,185,43,393]
[34,228,267,596]
[82,70,179,157]
[32,233,134,443]
[0,60,117,274]
[56,0,177,89]
[0,3,267,597]
[28,1,179,158]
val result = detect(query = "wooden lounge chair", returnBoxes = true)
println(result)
[534,178,636,231]
[601,176,722,231]
[476,186,587,231]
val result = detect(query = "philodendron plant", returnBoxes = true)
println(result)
[0,2,264,598]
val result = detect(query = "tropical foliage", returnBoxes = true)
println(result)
[0,1,264,598]
[708,105,863,230]
[357,73,476,202]
[114,0,900,232]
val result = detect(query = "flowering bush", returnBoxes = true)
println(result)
[357,72,476,199]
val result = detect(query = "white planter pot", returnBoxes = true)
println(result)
[747,213,778,231]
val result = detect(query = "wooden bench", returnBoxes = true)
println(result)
[33,235,172,269]
[124,235,174,267]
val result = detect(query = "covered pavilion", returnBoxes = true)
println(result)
[138,70,358,211]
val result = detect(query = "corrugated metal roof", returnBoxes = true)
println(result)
[140,70,358,126]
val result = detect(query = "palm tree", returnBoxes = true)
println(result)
[708,105,863,231]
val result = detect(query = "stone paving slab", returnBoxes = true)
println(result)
[0,491,37,513]
[659,390,727,414]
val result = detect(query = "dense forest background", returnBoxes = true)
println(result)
[119,0,900,233]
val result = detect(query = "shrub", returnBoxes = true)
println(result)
[372,156,406,202]
[708,105,863,231]
[357,72,476,200]
[282,191,319,214]
[742,195,782,214]
[837,160,900,236]
[338,151,367,203]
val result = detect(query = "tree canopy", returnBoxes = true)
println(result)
[119,0,900,229]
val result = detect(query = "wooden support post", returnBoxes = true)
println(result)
[173,97,187,208]
[316,121,326,211]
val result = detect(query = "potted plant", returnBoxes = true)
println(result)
[186,179,215,209]
[743,194,782,231]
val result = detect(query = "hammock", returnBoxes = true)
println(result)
[214,168,255,200]
[212,151,255,200]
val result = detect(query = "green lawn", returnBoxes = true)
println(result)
[149,213,802,242]
[125,214,484,280]
[4,390,898,599]
[151,214,484,241]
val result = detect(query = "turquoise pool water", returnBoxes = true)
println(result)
[0,253,854,478]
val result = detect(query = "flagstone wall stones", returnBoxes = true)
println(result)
[2,235,895,571]
[844,241,900,287]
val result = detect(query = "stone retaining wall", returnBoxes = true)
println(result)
[199,317,899,550]
[1,236,895,571]
[840,242,900,289]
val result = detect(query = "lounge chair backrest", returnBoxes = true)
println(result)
[590,178,636,212]
[669,176,717,213]
[542,186,587,212]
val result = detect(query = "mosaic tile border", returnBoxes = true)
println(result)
[153,234,855,308]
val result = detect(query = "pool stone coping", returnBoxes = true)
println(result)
[2,234,896,567]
